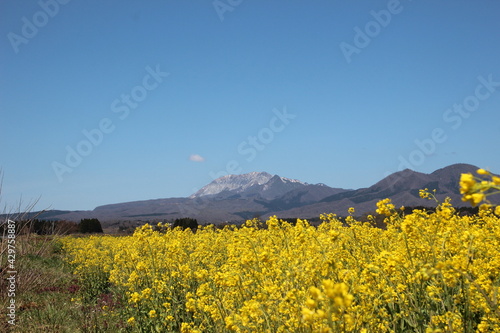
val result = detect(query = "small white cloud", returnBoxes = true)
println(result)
[189,154,205,162]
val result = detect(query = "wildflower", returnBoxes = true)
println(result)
[127,317,135,325]
[305,298,317,309]
[149,309,157,318]
[181,322,202,333]
[463,193,485,206]
[316,309,327,319]
[224,316,237,330]
[460,169,500,205]
[419,188,430,199]
[141,288,152,299]
[309,286,322,300]
[477,168,490,175]
[301,307,316,323]
[322,280,353,309]
[479,204,492,211]
[459,173,476,194]
[130,292,140,303]
[136,261,147,271]
[376,198,395,216]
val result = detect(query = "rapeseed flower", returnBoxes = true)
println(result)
[62,177,500,333]
[460,168,500,206]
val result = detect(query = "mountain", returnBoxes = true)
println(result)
[190,172,312,200]
[190,172,274,198]
[15,163,496,228]
[264,163,487,218]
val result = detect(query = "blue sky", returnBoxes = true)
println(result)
[1,0,500,211]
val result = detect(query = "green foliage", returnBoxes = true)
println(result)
[172,217,198,230]
[79,218,103,234]
[32,219,79,235]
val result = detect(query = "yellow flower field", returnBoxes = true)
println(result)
[62,171,500,332]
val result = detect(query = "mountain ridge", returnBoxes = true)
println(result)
[190,172,309,200]
[18,163,497,226]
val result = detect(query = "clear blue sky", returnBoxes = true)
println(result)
[1,0,500,211]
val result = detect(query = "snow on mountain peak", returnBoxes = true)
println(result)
[190,172,307,199]
[280,176,306,184]
[190,172,273,198]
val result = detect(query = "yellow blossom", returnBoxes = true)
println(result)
[477,169,490,175]
[459,173,476,194]
[61,180,500,333]
[463,193,485,206]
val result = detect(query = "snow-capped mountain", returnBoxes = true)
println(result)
[22,163,492,227]
[190,172,308,200]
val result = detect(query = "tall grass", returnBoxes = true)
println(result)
[0,174,123,332]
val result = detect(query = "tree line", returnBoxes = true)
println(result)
[0,218,104,235]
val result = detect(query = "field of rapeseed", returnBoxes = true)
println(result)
[62,170,500,332]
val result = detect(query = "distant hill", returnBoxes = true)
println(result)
[10,163,497,226]
[264,163,483,219]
